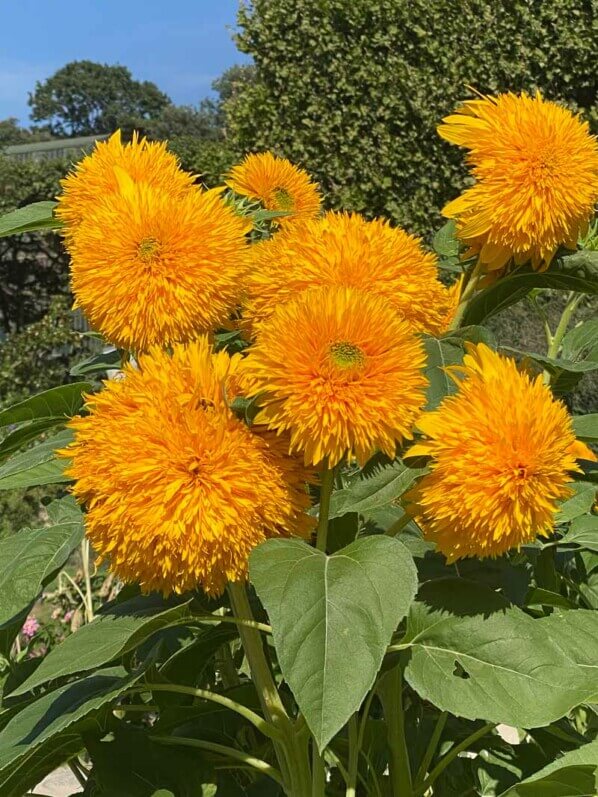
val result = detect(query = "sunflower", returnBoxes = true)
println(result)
[69,173,250,351]
[242,212,453,336]
[227,152,321,226]
[60,337,313,596]
[406,343,596,560]
[438,91,598,272]
[56,130,196,236]
[242,286,428,467]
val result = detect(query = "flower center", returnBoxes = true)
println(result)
[137,237,161,262]
[273,187,295,211]
[329,340,366,369]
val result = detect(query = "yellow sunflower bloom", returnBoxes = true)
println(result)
[242,286,428,467]
[227,152,321,226]
[406,343,596,560]
[69,174,250,351]
[243,211,454,336]
[56,130,196,235]
[439,91,598,272]
[61,337,313,596]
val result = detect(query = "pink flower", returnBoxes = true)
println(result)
[21,616,40,639]
[63,610,73,624]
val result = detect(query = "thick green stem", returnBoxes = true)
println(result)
[312,742,327,795]
[317,462,335,553]
[346,714,359,797]
[414,723,495,797]
[379,665,412,797]
[228,581,312,797]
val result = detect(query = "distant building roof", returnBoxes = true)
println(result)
[3,134,110,163]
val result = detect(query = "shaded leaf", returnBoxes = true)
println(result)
[328,461,426,519]
[0,519,83,628]
[0,430,72,490]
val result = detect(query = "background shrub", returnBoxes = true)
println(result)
[227,0,596,235]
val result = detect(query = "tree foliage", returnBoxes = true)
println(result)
[227,0,597,233]
[28,60,171,137]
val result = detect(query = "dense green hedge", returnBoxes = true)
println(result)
[227,0,596,234]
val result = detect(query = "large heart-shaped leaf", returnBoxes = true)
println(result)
[403,580,592,728]
[250,536,417,750]
[572,414,598,442]
[0,516,83,628]
[560,516,598,553]
[538,610,598,693]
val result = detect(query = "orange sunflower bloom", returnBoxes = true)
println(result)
[61,337,313,596]
[439,91,598,272]
[227,152,321,226]
[56,130,196,236]
[406,343,596,560]
[242,286,428,467]
[69,174,250,351]
[243,211,454,336]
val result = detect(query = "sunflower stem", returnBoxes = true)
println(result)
[414,711,448,787]
[316,461,335,553]
[547,292,582,359]
[378,663,413,797]
[227,581,312,796]
[448,259,483,330]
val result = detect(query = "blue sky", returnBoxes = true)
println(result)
[0,0,248,125]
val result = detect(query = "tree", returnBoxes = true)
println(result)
[227,0,597,234]
[0,118,30,147]
[28,60,171,137]
[145,99,222,141]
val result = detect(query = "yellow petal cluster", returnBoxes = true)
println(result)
[439,91,598,272]
[242,286,428,467]
[56,130,196,234]
[69,178,250,351]
[407,343,595,560]
[61,337,313,596]
[243,212,457,336]
[227,151,321,226]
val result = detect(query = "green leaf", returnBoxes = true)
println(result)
[561,320,598,362]
[0,201,60,238]
[433,219,459,258]
[250,535,418,750]
[538,610,598,692]
[403,580,592,728]
[556,482,596,524]
[70,349,121,377]
[560,516,598,553]
[463,251,598,326]
[0,667,139,797]
[0,518,83,628]
[499,739,598,796]
[0,429,72,490]
[0,417,64,461]
[0,383,91,428]
[572,415,598,442]
[422,335,464,410]
[11,594,195,696]
[327,461,426,519]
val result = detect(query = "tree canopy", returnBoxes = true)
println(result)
[28,60,171,137]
